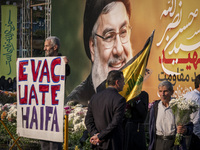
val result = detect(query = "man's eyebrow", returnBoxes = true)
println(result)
[102,28,114,36]
[102,21,128,36]
[120,21,128,29]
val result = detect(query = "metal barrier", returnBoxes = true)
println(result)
[0,119,22,150]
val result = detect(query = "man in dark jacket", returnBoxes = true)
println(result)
[85,70,126,150]
[124,91,149,150]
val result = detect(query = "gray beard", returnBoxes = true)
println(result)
[91,43,133,91]
[45,49,54,57]
[91,47,108,92]
[45,52,50,57]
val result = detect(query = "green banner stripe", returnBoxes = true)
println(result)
[1,5,17,79]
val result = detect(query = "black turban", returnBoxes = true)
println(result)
[83,0,131,60]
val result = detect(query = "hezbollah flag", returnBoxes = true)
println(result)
[119,30,154,102]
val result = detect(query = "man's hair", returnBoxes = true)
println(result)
[84,0,131,60]
[158,80,173,91]
[46,36,60,50]
[107,70,123,86]
[195,74,200,89]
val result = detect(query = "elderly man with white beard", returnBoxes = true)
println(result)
[66,0,133,106]
[66,1,151,149]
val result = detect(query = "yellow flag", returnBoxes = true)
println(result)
[119,30,155,102]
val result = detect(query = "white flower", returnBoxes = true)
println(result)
[73,115,82,124]
[74,122,86,131]
[67,104,87,131]
[169,97,199,125]
[68,113,74,121]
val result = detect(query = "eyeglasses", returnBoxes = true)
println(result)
[95,26,131,48]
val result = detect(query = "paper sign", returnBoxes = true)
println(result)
[17,57,65,142]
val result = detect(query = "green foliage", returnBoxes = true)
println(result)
[0,120,15,145]
[68,123,91,150]
[0,118,91,149]
[0,120,40,149]
[1,98,90,149]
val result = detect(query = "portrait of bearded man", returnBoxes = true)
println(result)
[65,0,151,106]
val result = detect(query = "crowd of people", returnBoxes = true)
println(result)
[42,0,199,149]
[83,73,200,150]
[2,0,198,149]
[0,76,16,92]
[76,1,200,150]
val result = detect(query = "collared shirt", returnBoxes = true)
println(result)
[184,89,200,138]
[156,101,176,136]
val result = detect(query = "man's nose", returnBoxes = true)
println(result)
[112,35,123,56]
[159,92,164,96]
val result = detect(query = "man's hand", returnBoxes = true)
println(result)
[63,56,69,64]
[177,125,187,134]
[90,133,101,145]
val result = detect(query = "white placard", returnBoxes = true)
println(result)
[17,57,65,142]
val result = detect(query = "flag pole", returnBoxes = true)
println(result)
[64,115,68,150]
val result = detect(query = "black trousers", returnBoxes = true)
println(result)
[155,137,175,150]
[40,140,62,150]
[124,121,146,150]
[189,133,200,150]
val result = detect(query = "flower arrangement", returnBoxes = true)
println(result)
[64,103,90,149]
[0,102,89,149]
[169,97,199,146]
[64,104,87,132]
[0,103,17,123]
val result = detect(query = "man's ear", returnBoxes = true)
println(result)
[89,38,95,62]
[115,80,119,87]
[53,45,58,51]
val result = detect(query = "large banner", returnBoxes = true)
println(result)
[52,0,200,103]
[17,57,65,142]
[131,0,200,101]
[0,5,17,79]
